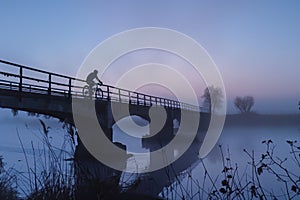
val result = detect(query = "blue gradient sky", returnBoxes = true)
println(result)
[1,1,300,113]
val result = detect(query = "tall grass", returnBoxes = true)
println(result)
[14,119,154,200]
[0,155,18,200]
[15,120,75,200]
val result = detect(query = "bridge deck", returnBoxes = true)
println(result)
[0,59,203,111]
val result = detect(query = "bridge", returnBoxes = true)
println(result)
[0,58,208,142]
[0,59,210,196]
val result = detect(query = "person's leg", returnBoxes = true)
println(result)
[88,81,95,97]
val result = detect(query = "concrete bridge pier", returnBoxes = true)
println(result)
[74,100,128,196]
[142,108,175,170]
[95,101,114,141]
[149,109,174,144]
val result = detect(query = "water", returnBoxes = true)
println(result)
[211,125,300,165]
[0,110,74,197]
[0,110,72,168]
[0,110,299,198]
[161,125,300,199]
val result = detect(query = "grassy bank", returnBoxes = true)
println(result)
[225,113,300,127]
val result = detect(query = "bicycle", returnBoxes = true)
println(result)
[82,83,103,99]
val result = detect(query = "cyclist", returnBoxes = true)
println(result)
[86,70,103,96]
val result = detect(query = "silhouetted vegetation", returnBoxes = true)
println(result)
[161,140,300,199]
[9,120,160,200]
[202,86,224,113]
[234,96,255,113]
[0,155,18,200]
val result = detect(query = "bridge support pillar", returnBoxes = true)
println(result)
[143,109,175,169]
[73,101,127,198]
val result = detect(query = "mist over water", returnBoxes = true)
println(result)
[0,110,72,172]
[0,110,299,198]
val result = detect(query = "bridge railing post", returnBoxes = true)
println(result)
[68,78,72,98]
[48,74,51,95]
[129,91,131,104]
[19,66,23,92]
[106,85,110,100]
[118,89,121,103]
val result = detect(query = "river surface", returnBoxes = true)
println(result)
[156,123,300,199]
[0,109,299,198]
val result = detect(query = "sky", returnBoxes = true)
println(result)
[1,1,300,114]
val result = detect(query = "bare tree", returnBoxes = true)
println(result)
[234,96,254,113]
[202,86,223,113]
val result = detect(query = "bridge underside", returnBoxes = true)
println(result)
[0,88,73,121]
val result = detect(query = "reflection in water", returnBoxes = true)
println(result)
[113,115,206,195]
[113,114,300,198]
[113,115,300,197]
[163,125,300,199]
[113,116,150,173]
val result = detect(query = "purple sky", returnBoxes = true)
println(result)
[1,1,300,113]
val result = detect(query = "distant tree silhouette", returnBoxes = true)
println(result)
[234,96,254,113]
[202,86,223,113]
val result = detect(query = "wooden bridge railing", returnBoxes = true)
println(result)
[0,59,202,112]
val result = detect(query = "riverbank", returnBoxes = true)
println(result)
[224,113,300,127]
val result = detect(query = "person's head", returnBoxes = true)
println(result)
[93,69,98,74]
